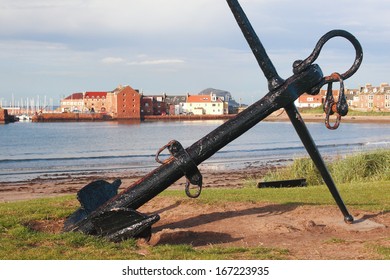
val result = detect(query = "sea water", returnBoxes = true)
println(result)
[0,120,389,182]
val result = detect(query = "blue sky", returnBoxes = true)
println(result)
[0,0,389,105]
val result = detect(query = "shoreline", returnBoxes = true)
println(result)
[0,164,276,203]
[267,112,390,124]
[26,111,390,124]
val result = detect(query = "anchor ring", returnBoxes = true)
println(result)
[293,30,363,94]
[185,180,202,198]
[325,103,341,130]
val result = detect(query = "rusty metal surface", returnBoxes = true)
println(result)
[156,140,203,198]
[63,0,363,240]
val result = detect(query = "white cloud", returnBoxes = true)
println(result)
[127,59,185,66]
[101,57,125,64]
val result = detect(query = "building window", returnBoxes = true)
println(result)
[368,95,374,100]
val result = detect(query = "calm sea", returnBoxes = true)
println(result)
[1,120,389,182]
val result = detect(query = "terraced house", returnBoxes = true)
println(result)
[295,83,390,111]
[353,83,390,111]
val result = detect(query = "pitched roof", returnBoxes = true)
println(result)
[187,95,214,103]
[84,92,107,99]
[64,93,83,100]
[165,95,187,105]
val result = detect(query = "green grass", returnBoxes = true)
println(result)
[372,244,390,259]
[162,180,390,212]
[262,150,390,186]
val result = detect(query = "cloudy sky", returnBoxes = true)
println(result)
[0,0,389,105]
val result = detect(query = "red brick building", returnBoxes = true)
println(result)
[115,86,141,119]
[140,95,167,116]
[141,96,154,116]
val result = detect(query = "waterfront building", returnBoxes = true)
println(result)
[352,83,390,111]
[60,93,84,112]
[295,90,326,108]
[165,95,187,115]
[295,83,390,112]
[199,88,240,114]
[83,92,108,113]
[60,85,141,119]
[58,82,390,120]
[111,85,141,119]
[140,95,167,116]
[183,94,227,115]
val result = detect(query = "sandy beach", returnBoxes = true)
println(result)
[0,165,274,202]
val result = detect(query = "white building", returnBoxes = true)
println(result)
[183,94,228,115]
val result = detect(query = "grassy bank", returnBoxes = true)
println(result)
[262,149,390,186]
[1,182,389,259]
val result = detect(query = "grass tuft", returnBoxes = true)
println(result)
[262,149,390,185]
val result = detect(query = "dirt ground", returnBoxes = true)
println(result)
[1,167,389,260]
[142,197,389,259]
